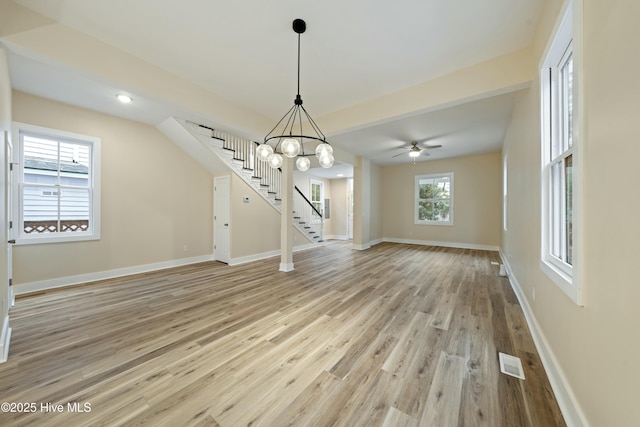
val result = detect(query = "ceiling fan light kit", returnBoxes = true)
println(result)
[257,19,334,171]
[392,140,443,160]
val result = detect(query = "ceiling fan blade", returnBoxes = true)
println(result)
[392,152,407,158]
[424,144,442,149]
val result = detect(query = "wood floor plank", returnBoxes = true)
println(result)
[458,315,501,426]
[0,242,566,426]
[418,351,467,427]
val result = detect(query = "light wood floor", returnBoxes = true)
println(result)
[0,242,565,426]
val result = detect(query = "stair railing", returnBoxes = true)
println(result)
[196,122,322,240]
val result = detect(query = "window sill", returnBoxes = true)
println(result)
[15,234,100,245]
[415,221,454,227]
[540,258,582,305]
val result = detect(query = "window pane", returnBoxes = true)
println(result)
[23,185,59,234]
[418,200,434,221]
[561,53,573,151]
[60,188,90,232]
[434,200,450,221]
[565,155,573,265]
[550,162,563,259]
[23,135,59,184]
[60,141,90,187]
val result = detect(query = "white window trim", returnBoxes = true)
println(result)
[414,172,454,226]
[310,179,324,223]
[539,0,583,305]
[12,122,101,245]
[503,154,508,231]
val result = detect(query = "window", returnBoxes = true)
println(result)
[13,122,101,244]
[415,173,453,225]
[540,2,581,304]
[310,180,323,222]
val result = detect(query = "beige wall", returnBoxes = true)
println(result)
[228,172,312,260]
[329,178,349,238]
[502,0,640,425]
[228,173,280,258]
[382,152,501,248]
[11,91,213,286]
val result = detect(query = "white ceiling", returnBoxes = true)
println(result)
[5,0,542,177]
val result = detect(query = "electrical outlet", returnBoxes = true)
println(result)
[532,288,536,301]
[183,245,189,252]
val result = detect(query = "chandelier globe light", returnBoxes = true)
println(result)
[267,152,284,168]
[281,138,301,158]
[256,143,274,161]
[257,18,334,171]
[296,157,311,171]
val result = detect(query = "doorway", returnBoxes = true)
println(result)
[213,175,230,264]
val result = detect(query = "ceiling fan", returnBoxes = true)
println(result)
[392,140,442,159]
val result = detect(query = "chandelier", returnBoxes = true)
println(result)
[255,19,334,172]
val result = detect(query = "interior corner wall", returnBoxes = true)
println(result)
[11,91,213,287]
[502,0,640,425]
[381,152,501,248]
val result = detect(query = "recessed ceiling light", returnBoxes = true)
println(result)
[116,94,132,103]
[337,173,344,177]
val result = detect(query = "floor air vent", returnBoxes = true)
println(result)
[499,352,525,379]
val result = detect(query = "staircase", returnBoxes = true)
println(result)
[182,120,323,243]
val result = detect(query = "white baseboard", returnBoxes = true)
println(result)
[14,254,215,296]
[351,243,371,250]
[351,238,383,251]
[383,237,499,252]
[228,242,321,266]
[0,315,11,363]
[279,262,295,272]
[499,251,588,427]
[324,235,349,241]
[370,238,383,247]
[229,249,280,266]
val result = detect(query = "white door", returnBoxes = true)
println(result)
[5,131,13,306]
[214,176,230,264]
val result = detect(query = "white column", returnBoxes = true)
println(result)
[279,156,294,272]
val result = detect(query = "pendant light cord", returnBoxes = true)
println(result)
[297,33,301,97]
